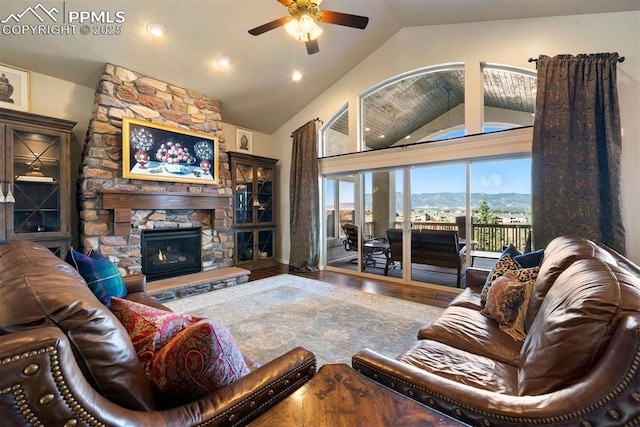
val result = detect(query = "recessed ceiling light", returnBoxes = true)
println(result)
[380,134,385,138]
[217,56,231,67]
[405,135,411,139]
[292,71,302,81]
[147,22,166,37]
[364,127,370,131]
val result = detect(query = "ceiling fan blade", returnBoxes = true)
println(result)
[277,0,293,5]
[306,39,319,55]
[319,10,369,29]
[248,17,289,36]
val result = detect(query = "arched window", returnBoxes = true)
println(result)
[320,104,349,157]
[361,64,466,150]
[482,64,536,131]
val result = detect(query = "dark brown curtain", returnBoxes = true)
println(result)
[289,120,320,271]
[532,53,625,253]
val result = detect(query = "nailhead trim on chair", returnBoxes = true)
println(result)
[2,346,107,427]
[353,334,640,426]
[197,358,317,427]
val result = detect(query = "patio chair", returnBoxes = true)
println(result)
[384,229,403,275]
[342,223,388,271]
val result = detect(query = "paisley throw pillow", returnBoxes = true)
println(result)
[149,318,250,403]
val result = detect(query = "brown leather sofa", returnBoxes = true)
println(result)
[353,236,640,426]
[0,240,316,427]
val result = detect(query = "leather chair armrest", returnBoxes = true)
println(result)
[1,328,316,427]
[0,327,165,426]
[465,267,490,290]
[178,346,317,426]
[123,273,146,293]
[352,314,640,426]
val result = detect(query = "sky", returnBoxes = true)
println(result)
[408,158,532,194]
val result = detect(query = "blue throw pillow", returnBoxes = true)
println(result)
[514,249,544,268]
[66,248,127,307]
[501,243,522,259]
[500,243,544,268]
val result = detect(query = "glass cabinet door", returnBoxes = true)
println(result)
[236,230,254,262]
[256,165,274,224]
[235,228,275,266]
[234,163,254,224]
[257,229,274,259]
[9,126,64,236]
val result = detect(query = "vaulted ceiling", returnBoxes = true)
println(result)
[1,0,637,134]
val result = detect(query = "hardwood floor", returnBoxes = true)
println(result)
[248,264,458,309]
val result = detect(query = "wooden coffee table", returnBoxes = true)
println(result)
[249,364,467,426]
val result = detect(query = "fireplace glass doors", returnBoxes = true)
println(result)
[141,227,202,281]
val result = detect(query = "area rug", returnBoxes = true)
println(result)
[165,274,443,367]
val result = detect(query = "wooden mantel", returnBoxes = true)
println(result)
[100,189,232,235]
[101,189,231,210]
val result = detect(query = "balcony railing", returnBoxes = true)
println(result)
[335,217,531,252]
[392,221,531,252]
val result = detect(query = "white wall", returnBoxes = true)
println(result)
[272,11,640,264]
[28,70,95,160]
[220,122,278,159]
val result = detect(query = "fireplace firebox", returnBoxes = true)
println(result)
[141,227,202,281]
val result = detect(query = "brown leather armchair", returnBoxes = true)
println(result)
[1,241,316,426]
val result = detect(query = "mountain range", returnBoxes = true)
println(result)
[364,192,531,213]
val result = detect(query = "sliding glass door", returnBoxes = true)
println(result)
[325,175,358,269]
[322,156,531,289]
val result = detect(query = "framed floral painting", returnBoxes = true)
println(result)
[122,117,219,185]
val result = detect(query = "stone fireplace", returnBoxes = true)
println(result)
[77,64,235,278]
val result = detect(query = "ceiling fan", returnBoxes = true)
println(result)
[248,0,369,55]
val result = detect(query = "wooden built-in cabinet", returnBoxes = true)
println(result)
[0,109,76,257]
[228,152,278,269]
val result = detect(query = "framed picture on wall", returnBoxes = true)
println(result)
[0,63,30,112]
[122,117,219,185]
[236,128,253,153]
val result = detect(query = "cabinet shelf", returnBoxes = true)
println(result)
[13,209,59,212]
[16,177,58,183]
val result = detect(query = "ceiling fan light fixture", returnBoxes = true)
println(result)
[285,14,322,42]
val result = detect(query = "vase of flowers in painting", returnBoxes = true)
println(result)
[130,127,154,169]
[199,159,211,175]
[134,149,150,169]
[194,140,214,175]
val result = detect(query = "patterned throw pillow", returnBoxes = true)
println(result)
[66,248,127,307]
[481,273,534,341]
[480,254,539,303]
[150,318,250,403]
[110,297,195,373]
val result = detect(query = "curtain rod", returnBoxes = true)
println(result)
[528,55,625,65]
[290,118,323,138]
